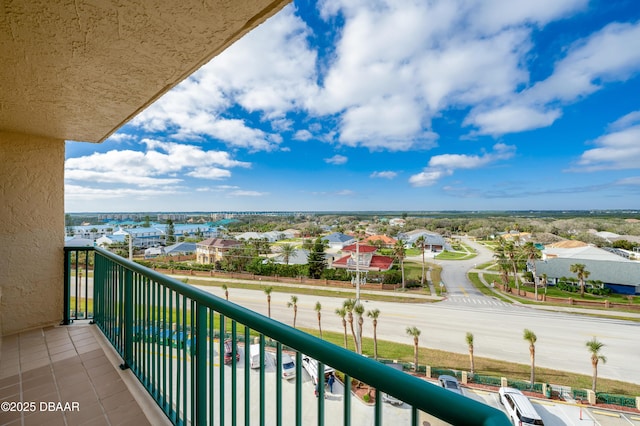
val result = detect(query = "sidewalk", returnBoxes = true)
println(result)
[475,271,640,320]
[170,273,443,301]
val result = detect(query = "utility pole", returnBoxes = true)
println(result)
[129,231,133,261]
[355,241,361,353]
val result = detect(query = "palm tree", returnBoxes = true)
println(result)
[222,284,229,301]
[466,332,475,377]
[335,307,348,348]
[570,263,591,297]
[287,295,298,328]
[495,239,520,292]
[367,309,381,360]
[493,245,511,289]
[343,299,358,351]
[523,329,537,385]
[505,240,520,292]
[354,303,365,354]
[315,301,323,339]
[522,242,541,300]
[279,243,296,265]
[406,326,421,372]
[393,240,407,289]
[414,235,427,287]
[264,286,273,318]
[586,337,606,392]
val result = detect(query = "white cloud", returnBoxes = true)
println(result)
[608,111,640,131]
[370,171,397,179]
[65,170,181,187]
[525,21,640,104]
[615,176,640,186]
[131,6,318,151]
[467,20,640,135]
[65,139,250,196]
[409,144,516,186]
[294,130,313,141]
[572,114,640,171]
[313,0,589,148]
[106,132,137,143]
[466,105,561,136]
[65,184,176,200]
[409,169,453,187]
[325,154,348,165]
[228,190,268,197]
[187,168,232,180]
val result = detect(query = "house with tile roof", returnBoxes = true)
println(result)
[196,238,242,264]
[362,234,397,248]
[331,243,394,272]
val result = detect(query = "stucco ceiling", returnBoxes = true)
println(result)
[0,0,290,143]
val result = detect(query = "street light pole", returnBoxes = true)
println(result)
[355,241,361,354]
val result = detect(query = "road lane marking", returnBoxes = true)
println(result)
[592,410,620,418]
[458,287,469,296]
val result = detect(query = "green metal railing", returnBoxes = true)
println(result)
[596,392,637,408]
[64,246,510,426]
[506,379,543,394]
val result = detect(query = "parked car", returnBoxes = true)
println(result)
[301,355,334,385]
[223,339,240,365]
[281,353,296,379]
[249,344,264,369]
[498,387,544,425]
[438,375,463,395]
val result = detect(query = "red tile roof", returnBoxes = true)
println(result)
[342,244,378,253]
[332,254,394,271]
[362,235,397,245]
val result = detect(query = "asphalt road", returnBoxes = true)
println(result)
[190,235,639,386]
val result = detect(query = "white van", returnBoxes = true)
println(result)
[498,387,544,425]
[281,353,296,379]
[301,355,334,385]
[249,344,264,369]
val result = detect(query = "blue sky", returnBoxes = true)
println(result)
[65,0,640,213]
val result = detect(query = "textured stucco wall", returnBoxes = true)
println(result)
[0,131,65,335]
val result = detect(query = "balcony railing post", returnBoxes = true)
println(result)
[195,304,207,426]
[62,248,71,325]
[121,268,133,370]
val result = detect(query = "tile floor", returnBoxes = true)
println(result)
[0,324,168,426]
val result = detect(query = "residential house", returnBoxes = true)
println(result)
[535,257,640,295]
[498,231,532,243]
[144,240,200,259]
[362,234,397,248]
[236,231,285,242]
[196,238,242,264]
[164,242,197,256]
[532,241,640,294]
[322,232,356,250]
[397,229,448,252]
[389,218,406,227]
[64,236,94,247]
[95,234,127,248]
[331,244,394,272]
[270,249,310,265]
[114,227,164,248]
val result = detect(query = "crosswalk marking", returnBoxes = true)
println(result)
[445,295,510,307]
